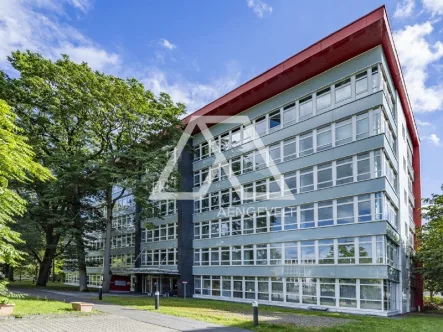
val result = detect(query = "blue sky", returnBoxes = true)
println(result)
[1,0,443,200]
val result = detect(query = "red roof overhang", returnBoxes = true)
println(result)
[183,6,419,147]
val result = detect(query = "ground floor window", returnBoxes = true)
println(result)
[193,276,398,311]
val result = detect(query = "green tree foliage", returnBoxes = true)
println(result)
[0,99,52,295]
[0,51,185,291]
[0,99,53,265]
[416,186,443,299]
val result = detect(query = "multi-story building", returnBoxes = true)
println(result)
[65,6,422,315]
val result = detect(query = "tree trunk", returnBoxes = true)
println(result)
[102,186,114,293]
[75,234,89,292]
[36,231,60,286]
[52,258,56,282]
[430,290,434,302]
[6,265,14,282]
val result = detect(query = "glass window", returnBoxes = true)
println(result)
[335,119,352,146]
[211,192,219,210]
[221,247,230,266]
[243,216,254,234]
[201,194,209,212]
[211,165,220,183]
[243,183,254,204]
[283,138,297,161]
[194,199,200,214]
[244,245,254,265]
[300,167,314,192]
[358,194,371,222]
[376,235,384,263]
[220,161,229,181]
[231,127,241,147]
[301,240,315,263]
[211,248,220,266]
[285,242,298,264]
[302,278,317,304]
[269,143,281,164]
[220,133,230,152]
[299,96,313,120]
[286,277,299,303]
[233,276,243,298]
[245,277,256,299]
[257,277,269,301]
[221,189,230,208]
[209,137,219,156]
[300,204,315,229]
[372,66,379,92]
[221,276,231,297]
[232,246,242,265]
[360,279,383,310]
[271,277,284,302]
[194,224,200,239]
[338,238,355,264]
[269,177,281,198]
[299,132,313,157]
[316,87,331,112]
[356,71,368,95]
[211,220,220,238]
[317,162,333,189]
[243,152,254,173]
[194,145,201,161]
[284,206,298,230]
[201,221,209,239]
[232,217,242,236]
[256,244,268,265]
[335,78,351,102]
[231,187,241,206]
[284,171,297,196]
[318,240,335,264]
[356,113,369,140]
[255,150,266,170]
[357,153,370,181]
[255,116,266,137]
[318,200,334,226]
[269,211,282,231]
[194,171,200,187]
[359,236,373,264]
[269,110,281,131]
[317,126,332,151]
[255,180,267,201]
[336,157,353,185]
[256,212,268,233]
[201,168,209,185]
[320,278,336,306]
[283,102,296,127]
[270,243,282,265]
[201,142,209,159]
[231,157,241,176]
[339,279,357,308]
[337,197,354,224]
[243,124,253,143]
[220,218,230,237]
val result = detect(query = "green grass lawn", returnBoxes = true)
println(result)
[0,296,83,318]
[101,296,443,332]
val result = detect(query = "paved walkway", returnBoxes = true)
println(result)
[1,288,250,332]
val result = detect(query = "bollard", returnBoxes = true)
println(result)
[252,301,258,326]
[99,287,103,300]
[155,291,160,310]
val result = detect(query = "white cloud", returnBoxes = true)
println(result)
[416,119,432,126]
[422,0,443,16]
[160,39,176,50]
[246,0,273,18]
[0,0,118,73]
[140,63,242,114]
[423,133,441,145]
[393,22,443,112]
[394,0,415,18]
